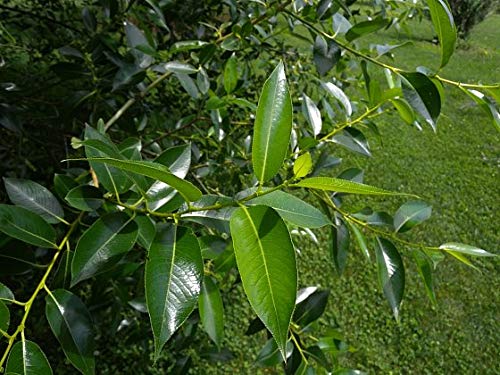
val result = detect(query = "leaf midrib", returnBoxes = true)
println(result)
[7,182,62,223]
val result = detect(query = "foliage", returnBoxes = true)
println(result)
[448,0,499,37]
[0,0,498,374]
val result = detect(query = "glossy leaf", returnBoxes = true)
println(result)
[401,72,441,130]
[175,73,199,99]
[0,300,9,332]
[252,61,293,183]
[346,222,370,261]
[247,190,330,228]
[461,88,500,132]
[394,200,432,233]
[346,16,390,42]
[427,0,457,68]
[145,225,203,361]
[84,158,202,202]
[4,178,64,224]
[332,128,371,157]
[199,277,224,348]
[293,152,313,179]
[65,185,103,212]
[230,206,297,359]
[164,61,198,74]
[6,340,53,375]
[255,338,294,367]
[313,35,341,76]
[302,94,322,136]
[0,282,15,302]
[391,98,416,125]
[224,55,238,94]
[331,216,350,275]
[439,243,495,257]
[321,82,352,117]
[53,174,79,200]
[0,205,57,248]
[374,238,405,321]
[413,249,437,304]
[293,289,329,327]
[71,212,138,286]
[292,177,408,196]
[134,215,156,249]
[45,289,95,375]
[181,195,235,233]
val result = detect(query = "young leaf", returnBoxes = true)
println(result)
[321,82,352,117]
[401,72,441,131]
[65,185,103,212]
[302,94,322,136]
[230,206,297,360]
[247,190,330,228]
[6,340,53,375]
[252,61,293,183]
[331,216,350,275]
[292,177,409,196]
[224,55,238,94]
[145,225,203,361]
[412,249,437,305]
[45,289,95,375]
[293,152,313,179]
[427,0,457,68]
[84,158,202,202]
[71,212,138,286]
[4,178,65,224]
[199,276,224,348]
[439,243,495,257]
[393,200,432,233]
[391,98,416,125]
[0,205,57,248]
[374,238,405,321]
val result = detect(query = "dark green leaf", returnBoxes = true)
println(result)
[4,178,65,224]
[0,205,57,248]
[230,206,297,359]
[393,200,432,233]
[332,128,371,157]
[6,340,53,375]
[247,190,330,228]
[199,277,224,347]
[0,240,37,275]
[118,137,142,160]
[134,215,156,249]
[0,282,15,302]
[292,177,409,196]
[45,289,95,375]
[293,289,329,327]
[0,300,9,332]
[313,36,341,76]
[198,235,226,259]
[439,243,495,257]
[255,338,294,367]
[374,238,405,321]
[71,212,138,286]
[181,195,235,233]
[427,0,457,68]
[346,16,390,42]
[412,249,437,304]
[352,208,394,228]
[145,225,203,360]
[401,72,441,131]
[331,216,350,274]
[125,21,153,68]
[224,55,238,94]
[252,61,293,183]
[54,175,79,200]
[65,186,103,212]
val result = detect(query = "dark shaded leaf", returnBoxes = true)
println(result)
[199,277,224,347]
[393,200,432,233]
[65,185,103,212]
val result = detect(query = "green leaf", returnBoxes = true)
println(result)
[252,61,293,183]
[255,338,294,367]
[313,35,341,77]
[134,215,156,249]
[230,206,297,359]
[332,128,371,157]
[181,195,235,233]
[170,40,208,54]
[293,289,329,327]
[53,174,78,200]
[346,16,390,42]
[374,238,405,321]
[0,282,15,302]
[174,73,199,99]
[6,340,53,375]
[0,300,9,332]
[0,240,37,276]
[321,82,352,117]
[224,55,238,94]
[65,186,103,212]
[164,61,198,74]
[460,88,500,132]
[4,178,65,224]
[45,289,95,375]
[331,216,350,275]
[439,243,495,257]
[292,177,409,196]
[247,190,330,228]
[0,205,57,248]
[199,276,224,348]
[391,98,416,125]
[401,72,441,131]
[145,225,203,361]
[302,94,322,136]
[412,249,437,305]
[84,158,202,202]
[293,152,313,179]
[393,200,432,233]
[346,222,370,261]
[71,212,138,286]
[427,0,457,68]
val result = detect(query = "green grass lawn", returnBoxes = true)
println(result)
[202,14,500,374]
